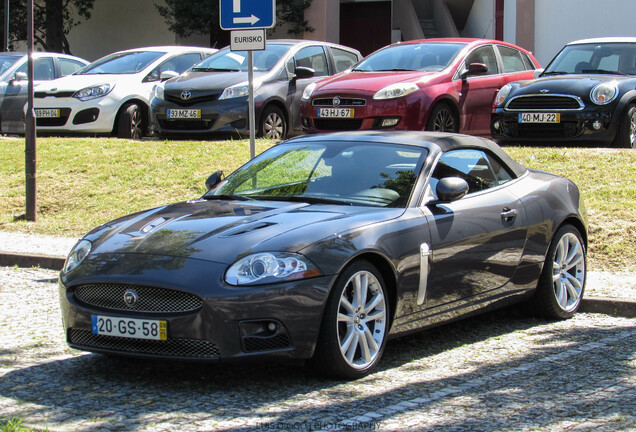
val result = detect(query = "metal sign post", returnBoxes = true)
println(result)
[25,0,36,221]
[220,0,275,159]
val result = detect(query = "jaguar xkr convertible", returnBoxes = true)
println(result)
[60,131,588,378]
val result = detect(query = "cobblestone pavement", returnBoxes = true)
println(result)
[1,266,635,432]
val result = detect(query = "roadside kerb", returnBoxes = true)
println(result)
[1,249,634,318]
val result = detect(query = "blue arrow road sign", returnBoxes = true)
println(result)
[220,0,276,30]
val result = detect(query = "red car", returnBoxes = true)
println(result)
[300,38,540,136]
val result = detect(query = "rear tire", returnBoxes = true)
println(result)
[530,224,586,319]
[309,260,389,379]
[117,102,144,139]
[615,103,636,148]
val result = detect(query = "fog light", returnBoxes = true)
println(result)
[267,322,277,332]
[591,120,602,130]
[493,120,500,131]
[381,118,400,127]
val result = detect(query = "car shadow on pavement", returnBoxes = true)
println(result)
[0,308,634,431]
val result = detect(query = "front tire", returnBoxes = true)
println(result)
[310,260,389,379]
[531,224,586,319]
[117,102,144,139]
[615,103,636,148]
[426,102,459,132]
[258,105,286,140]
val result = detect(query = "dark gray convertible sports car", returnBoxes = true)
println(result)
[60,131,588,378]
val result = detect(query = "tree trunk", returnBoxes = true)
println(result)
[46,0,64,52]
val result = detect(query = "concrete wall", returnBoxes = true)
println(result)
[534,0,636,65]
[461,0,495,39]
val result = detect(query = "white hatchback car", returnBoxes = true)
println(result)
[32,46,217,139]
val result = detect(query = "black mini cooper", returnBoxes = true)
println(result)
[491,37,636,148]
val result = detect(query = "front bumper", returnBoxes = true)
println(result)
[491,106,618,144]
[59,254,333,362]
[33,96,119,134]
[300,94,425,133]
[150,97,258,136]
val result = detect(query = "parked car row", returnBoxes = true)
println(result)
[4,37,635,148]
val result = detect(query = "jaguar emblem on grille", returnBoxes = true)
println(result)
[332,96,341,107]
[123,290,138,307]
[181,91,192,100]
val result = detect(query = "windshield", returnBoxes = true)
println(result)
[353,42,465,72]
[0,55,21,77]
[192,45,292,72]
[207,141,427,208]
[79,51,165,75]
[543,42,636,75]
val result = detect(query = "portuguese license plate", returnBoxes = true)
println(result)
[317,108,354,118]
[35,108,60,118]
[518,112,560,123]
[91,315,167,340]
[167,109,201,119]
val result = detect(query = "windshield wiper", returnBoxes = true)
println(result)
[581,69,627,75]
[541,71,570,75]
[203,194,253,201]
[255,195,353,206]
[192,67,241,72]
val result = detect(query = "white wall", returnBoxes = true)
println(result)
[503,0,516,44]
[462,0,495,39]
[534,0,636,65]
[66,0,180,61]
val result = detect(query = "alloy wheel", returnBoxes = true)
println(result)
[263,112,284,140]
[551,232,586,312]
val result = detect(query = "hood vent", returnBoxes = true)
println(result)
[140,217,171,234]
[222,221,276,237]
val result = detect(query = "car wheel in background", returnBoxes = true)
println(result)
[310,260,389,379]
[531,224,586,320]
[117,102,144,140]
[426,102,459,133]
[615,103,636,149]
[259,105,286,140]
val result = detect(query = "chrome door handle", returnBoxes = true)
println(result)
[501,208,518,223]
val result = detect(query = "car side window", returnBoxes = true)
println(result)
[59,58,86,76]
[293,46,329,77]
[464,45,499,75]
[498,45,529,73]
[17,57,55,80]
[330,47,359,73]
[430,149,514,197]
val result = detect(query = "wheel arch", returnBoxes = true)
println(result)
[259,98,289,128]
[555,216,588,251]
[112,98,149,136]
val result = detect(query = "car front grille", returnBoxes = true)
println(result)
[505,95,584,111]
[504,120,581,139]
[314,119,363,130]
[243,333,290,353]
[36,108,71,127]
[69,329,221,359]
[312,98,366,107]
[34,91,75,98]
[158,118,216,131]
[165,94,220,107]
[72,283,203,314]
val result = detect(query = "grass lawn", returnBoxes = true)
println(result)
[0,136,634,271]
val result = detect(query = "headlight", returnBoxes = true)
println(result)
[225,252,321,286]
[63,240,92,273]
[301,82,317,101]
[155,84,165,100]
[373,83,419,100]
[590,82,618,105]
[219,81,262,100]
[494,84,512,106]
[73,83,113,101]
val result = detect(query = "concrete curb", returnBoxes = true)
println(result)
[1,252,634,318]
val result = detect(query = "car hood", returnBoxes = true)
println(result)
[82,199,403,265]
[312,70,441,95]
[34,73,138,92]
[165,70,270,91]
[511,74,622,96]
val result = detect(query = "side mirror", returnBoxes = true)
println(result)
[294,66,315,79]
[205,170,224,191]
[436,177,469,202]
[10,72,27,85]
[160,70,179,82]
[462,62,488,80]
